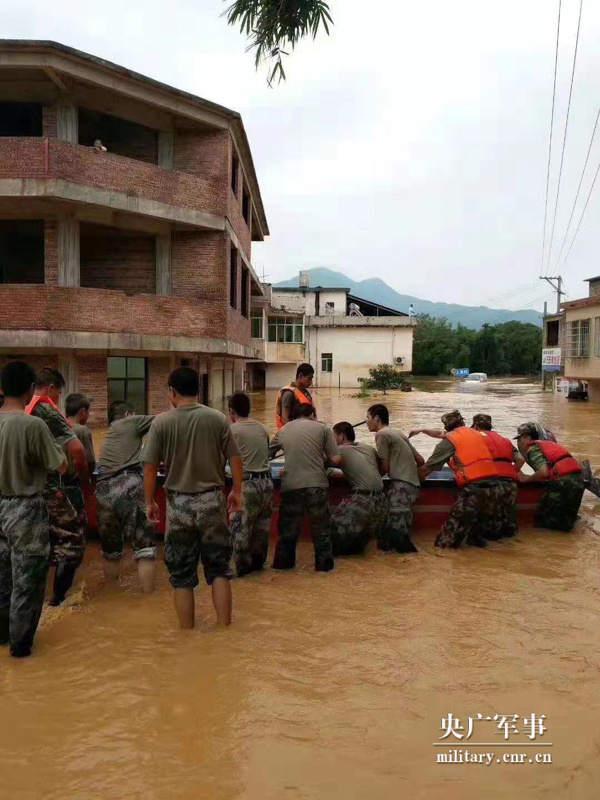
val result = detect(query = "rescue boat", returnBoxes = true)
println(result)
[83,465,545,537]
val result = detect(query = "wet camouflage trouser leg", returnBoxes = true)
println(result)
[45,485,86,568]
[165,489,233,588]
[535,474,585,532]
[273,488,334,571]
[0,495,50,653]
[331,492,373,556]
[230,475,273,576]
[480,481,518,540]
[96,470,156,560]
[435,483,502,548]
[379,481,419,553]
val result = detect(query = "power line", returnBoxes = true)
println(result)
[553,104,600,270]
[560,155,600,269]
[541,0,563,276]
[546,0,584,275]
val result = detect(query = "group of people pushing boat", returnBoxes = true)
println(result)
[0,359,594,659]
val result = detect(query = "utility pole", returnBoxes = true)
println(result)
[540,275,564,314]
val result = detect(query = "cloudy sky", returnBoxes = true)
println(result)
[5,0,600,310]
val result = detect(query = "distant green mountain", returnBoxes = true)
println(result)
[275,268,542,329]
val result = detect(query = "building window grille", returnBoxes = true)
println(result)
[107,357,147,413]
[567,319,590,357]
[325,302,335,314]
[251,315,263,338]
[267,317,304,343]
[321,352,333,372]
[595,318,600,357]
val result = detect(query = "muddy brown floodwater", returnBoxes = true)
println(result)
[1,379,600,799]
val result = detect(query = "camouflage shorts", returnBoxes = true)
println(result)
[331,491,381,556]
[482,480,518,540]
[165,489,233,588]
[45,484,86,567]
[0,495,50,651]
[230,474,273,575]
[96,469,156,560]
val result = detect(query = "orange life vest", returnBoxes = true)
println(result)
[484,430,519,481]
[446,426,501,487]
[25,394,63,417]
[527,440,581,480]
[275,385,314,429]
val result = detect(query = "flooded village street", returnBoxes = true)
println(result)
[1,380,599,799]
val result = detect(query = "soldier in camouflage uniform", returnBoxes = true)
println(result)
[26,368,90,605]
[418,410,506,548]
[270,404,340,571]
[0,361,66,657]
[366,404,422,553]
[96,402,156,591]
[516,423,584,532]
[143,367,242,629]
[228,392,273,576]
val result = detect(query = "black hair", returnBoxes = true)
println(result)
[168,366,199,398]
[65,393,91,418]
[293,403,316,420]
[367,404,389,426]
[35,367,66,390]
[1,360,37,398]
[108,400,133,424]
[296,363,314,379]
[228,391,251,418]
[332,421,355,442]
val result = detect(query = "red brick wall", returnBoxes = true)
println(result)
[80,230,156,293]
[227,135,252,259]
[0,353,58,376]
[42,106,57,138]
[171,229,227,302]
[77,354,109,427]
[174,128,228,196]
[147,356,171,415]
[0,285,230,340]
[44,219,58,286]
[0,139,223,216]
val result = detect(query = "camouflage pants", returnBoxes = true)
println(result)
[96,469,156,560]
[535,474,585,532]
[273,487,334,571]
[331,491,383,556]
[479,480,518,540]
[45,483,86,567]
[435,481,504,549]
[0,495,50,653]
[378,481,419,553]
[165,489,233,588]
[230,475,273,576]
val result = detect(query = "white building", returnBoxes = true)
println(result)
[248,281,415,390]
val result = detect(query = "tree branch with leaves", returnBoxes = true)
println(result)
[224,0,333,83]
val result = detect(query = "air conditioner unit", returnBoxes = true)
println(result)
[394,357,404,366]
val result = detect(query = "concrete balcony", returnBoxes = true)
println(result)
[307,315,415,328]
[0,138,224,229]
[265,341,305,363]
[0,285,253,357]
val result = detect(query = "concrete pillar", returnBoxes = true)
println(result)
[57,354,78,413]
[57,217,80,287]
[156,234,172,295]
[234,360,245,391]
[56,101,78,144]
[158,131,174,169]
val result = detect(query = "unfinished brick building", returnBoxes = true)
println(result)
[0,40,268,422]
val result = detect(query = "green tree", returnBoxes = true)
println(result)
[224,0,333,83]
[360,364,406,394]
